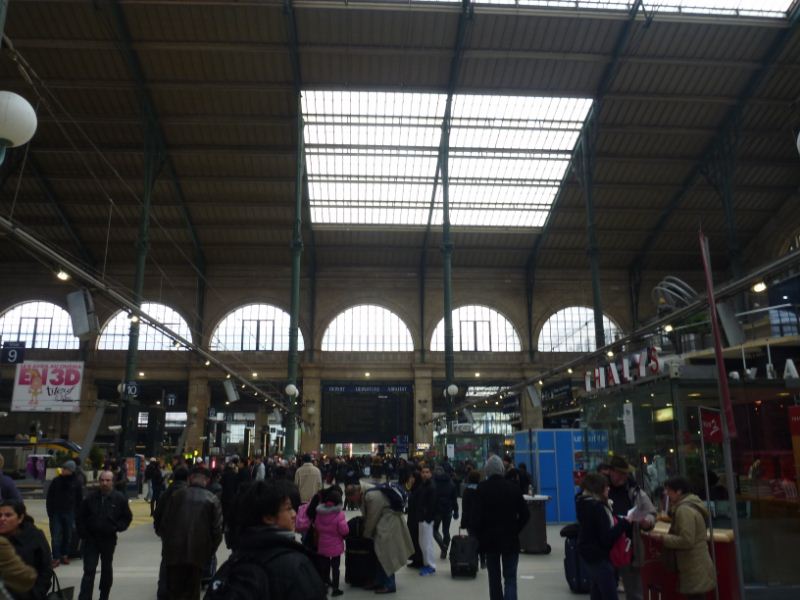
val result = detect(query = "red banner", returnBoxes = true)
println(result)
[789,406,800,437]
[701,409,723,444]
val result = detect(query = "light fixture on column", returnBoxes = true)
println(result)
[0,92,37,166]
[285,383,299,398]
[446,383,458,398]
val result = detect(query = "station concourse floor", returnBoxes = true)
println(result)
[26,497,579,600]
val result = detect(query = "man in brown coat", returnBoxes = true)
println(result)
[294,454,322,503]
[157,466,223,600]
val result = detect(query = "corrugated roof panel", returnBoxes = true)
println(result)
[296,5,457,47]
[138,50,292,83]
[124,4,288,44]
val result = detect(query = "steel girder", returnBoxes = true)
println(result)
[419,0,473,366]
[628,6,800,281]
[525,0,644,355]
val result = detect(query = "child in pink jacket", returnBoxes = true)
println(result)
[297,486,349,596]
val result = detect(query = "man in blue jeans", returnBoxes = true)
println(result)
[46,460,84,568]
[76,470,132,600]
[475,455,530,600]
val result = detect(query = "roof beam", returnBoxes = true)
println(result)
[628,6,800,275]
[525,0,645,275]
[13,38,800,72]
[25,157,97,266]
[103,1,205,269]
[27,146,800,168]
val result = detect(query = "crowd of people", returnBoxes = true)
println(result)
[0,448,718,600]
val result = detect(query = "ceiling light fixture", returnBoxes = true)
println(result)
[664,324,674,333]
[56,269,70,281]
[752,281,767,293]
[0,91,38,166]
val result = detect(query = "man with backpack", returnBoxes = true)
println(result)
[205,479,326,600]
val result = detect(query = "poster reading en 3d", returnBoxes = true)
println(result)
[11,361,84,413]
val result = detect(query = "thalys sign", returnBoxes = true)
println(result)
[11,361,84,413]
[585,347,660,392]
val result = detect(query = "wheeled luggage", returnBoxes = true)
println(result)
[519,495,551,554]
[345,517,378,587]
[560,523,590,594]
[449,532,479,578]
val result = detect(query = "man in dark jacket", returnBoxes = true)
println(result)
[417,465,438,575]
[144,458,164,516]
[228,479,325,599]
[158,465,223,600]
[76,470,133,600]
[475,455,529,600]
[432,466,459,559]
[153,466,189,600]
[46,459,83,567]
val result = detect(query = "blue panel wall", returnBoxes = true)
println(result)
[556,430,577,522]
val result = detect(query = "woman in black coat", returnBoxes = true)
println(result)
[460,469,485,568]
[576,473,631,600]
[405,470,423,568]
[0,500,52,600]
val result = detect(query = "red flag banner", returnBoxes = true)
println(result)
[701,408,724,444]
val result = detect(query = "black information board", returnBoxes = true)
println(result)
[321,383,412,443]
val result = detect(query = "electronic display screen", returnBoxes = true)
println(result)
[321,383,412,443]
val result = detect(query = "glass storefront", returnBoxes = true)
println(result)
[581,376,800,592]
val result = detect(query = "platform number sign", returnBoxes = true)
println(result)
[1,342,26,364]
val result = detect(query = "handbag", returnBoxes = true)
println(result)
[46,572,75,600]
[609,516,632,568]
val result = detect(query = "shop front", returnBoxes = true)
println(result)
[581,375,800,595]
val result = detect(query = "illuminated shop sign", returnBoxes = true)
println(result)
[584,347,660,392]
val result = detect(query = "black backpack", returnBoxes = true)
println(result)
[203,550,287,600]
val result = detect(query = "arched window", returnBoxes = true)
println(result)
[321,305,413,351]
[97,302,192,350]
[209,304,304,351]
[430,305,521,351]
[0,301,79,349]
[537,306,622,352]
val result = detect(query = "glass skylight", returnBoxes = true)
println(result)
[302,90,592,229]
[388,0,792,19]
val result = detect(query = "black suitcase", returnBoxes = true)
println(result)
[345,536,377,587]
[449,533,479,578]
[563,535,591,594]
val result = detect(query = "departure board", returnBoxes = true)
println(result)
[321,383,412,443]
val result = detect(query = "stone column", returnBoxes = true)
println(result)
[185,373,210,456]
[69,368,98,445]
[254,408,269,457]
[299,374,321,455]
[414,368,434,448]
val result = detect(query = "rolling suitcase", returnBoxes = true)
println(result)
[345,517,377,587]
[560,523,590,594]
[449,532,479,578]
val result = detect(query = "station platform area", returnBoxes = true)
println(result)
[26,498,577,600]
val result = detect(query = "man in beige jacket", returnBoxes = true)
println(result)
[294,454,322,503]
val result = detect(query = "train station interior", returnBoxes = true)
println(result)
[0,0,799,598]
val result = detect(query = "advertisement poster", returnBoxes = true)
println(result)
[700,408,724,444]
[11,361,84,413]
